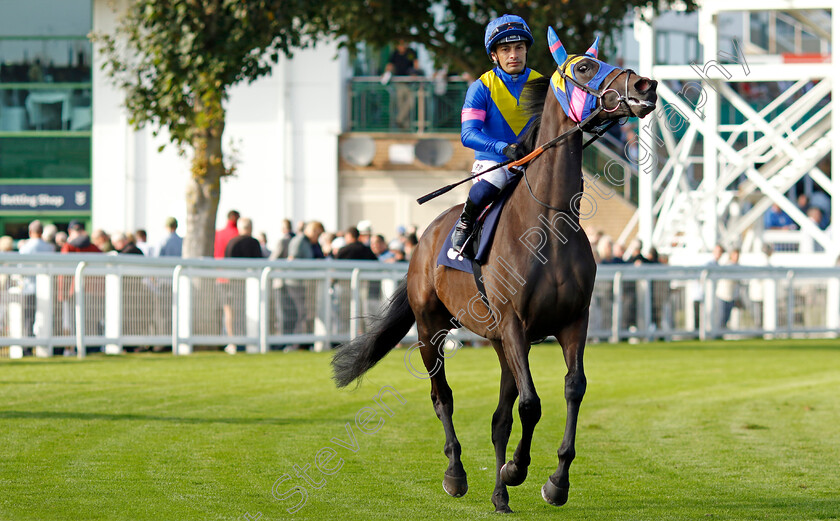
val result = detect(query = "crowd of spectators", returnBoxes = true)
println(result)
[0,213,418,263]
[0,210,420,356]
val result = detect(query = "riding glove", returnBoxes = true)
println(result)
[502,143,527,161]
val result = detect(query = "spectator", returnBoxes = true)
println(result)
[807,206,826,231]
[612,242,627,263]
[330,235,346,255]
[54,231,67,251]
[748,243,773,328]
[19,220,55,255]
[19,220,56,337]
[404,233,418,261]
[625,238,643,264]
[810,190,831,227]
[596,236,620,264]
[269,219,295,261]
[589,229,605,258]
[42,223,58,251]
[764,203,795,230]
[111,232,150,350]
[212,210,241,338]
[0,236,13,339]
[643,246,660,264]
[62,221,100,254]
[283,221,325,350]
[371,234,392,261]
[112,232,143,254]
[621,123,639,163]
[357,220,373,246]
[383,40,422,129]
[225,217,263,258]
[157,216,182,257]
[59,220,102,353]
[716,248,741,331]
[91,228,113,253]
[257,232,270,258]
[153,218,181,345]
[135,229,150,256]
[796,193,810,218]
[336,227,377,260]
[223,217,263,354]
[214,210,240,259]
[319,232,336,259]
[384,239,407,263]
[690,244,723,330]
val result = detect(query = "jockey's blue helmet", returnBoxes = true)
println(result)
[484,14,534,55]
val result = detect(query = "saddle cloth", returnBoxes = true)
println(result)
[436,177,520,274]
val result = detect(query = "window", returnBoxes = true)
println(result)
[0,0,92,235]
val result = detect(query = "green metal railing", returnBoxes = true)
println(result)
[348,77,468,133]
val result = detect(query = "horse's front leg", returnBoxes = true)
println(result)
[498,322,541,489]
[543,311,588,506]
[490,340,518,513]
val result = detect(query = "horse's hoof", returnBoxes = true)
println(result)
[541,478,569,506]
[499,461,527,487]
[492,491,512,513]
[442,473,468,497]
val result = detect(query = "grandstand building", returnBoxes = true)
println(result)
[0,0,835,265]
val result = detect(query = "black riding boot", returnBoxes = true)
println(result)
[451,198,481,253]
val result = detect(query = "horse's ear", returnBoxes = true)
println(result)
[547,26,567,67]
[585,36,600,58]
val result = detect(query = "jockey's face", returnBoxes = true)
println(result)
[492,42,527,75]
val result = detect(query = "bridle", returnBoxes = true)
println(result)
[519,58,636,216]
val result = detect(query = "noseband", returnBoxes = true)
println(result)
[557,55,635,125]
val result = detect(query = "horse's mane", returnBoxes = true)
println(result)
[519,76,550,153]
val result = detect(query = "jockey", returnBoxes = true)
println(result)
[452,14,541,253]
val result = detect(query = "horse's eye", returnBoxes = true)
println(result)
[577,64,588,73]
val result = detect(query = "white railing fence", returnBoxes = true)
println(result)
[1,254,839,359]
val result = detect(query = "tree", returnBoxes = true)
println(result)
[319,0,698,78]
[95,0,321,258]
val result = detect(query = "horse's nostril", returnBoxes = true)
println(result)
[635,78,651,93]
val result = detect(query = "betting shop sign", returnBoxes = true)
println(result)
[0,184,91,212]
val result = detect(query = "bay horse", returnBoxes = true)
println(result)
[333,28,657,513]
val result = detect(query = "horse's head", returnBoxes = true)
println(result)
[547,27,657,124]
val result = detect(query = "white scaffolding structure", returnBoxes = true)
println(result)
[632,0,838,265]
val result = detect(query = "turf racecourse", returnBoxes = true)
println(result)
[2,340,840,521]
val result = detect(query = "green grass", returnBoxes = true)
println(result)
[2,339,840,521]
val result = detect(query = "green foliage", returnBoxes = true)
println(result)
[94,0,320,152]
[319,0,698,77]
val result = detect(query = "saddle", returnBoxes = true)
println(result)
[436,175,522,274]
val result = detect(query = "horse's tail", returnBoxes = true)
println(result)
[331,278,415,388]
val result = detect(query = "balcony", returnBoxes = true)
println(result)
[347,77,468,134]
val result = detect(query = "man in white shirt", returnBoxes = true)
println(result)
[19,220,56,338]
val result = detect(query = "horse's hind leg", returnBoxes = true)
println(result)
[543,310,589,507]
[498,322,541,489]
[490,340,518,513]
[415,315,468,497]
